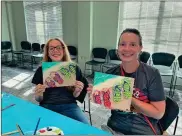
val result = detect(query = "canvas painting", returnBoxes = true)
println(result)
[42,62,76,88]
[91,72,134,111]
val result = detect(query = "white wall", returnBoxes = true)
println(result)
[62,1,78,47]
[11,1,27,50]
[93,2,119,50]
[2,1,10,41]
[1,1,27,51]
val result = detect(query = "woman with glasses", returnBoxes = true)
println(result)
[32,38,89,124]
[87,28,166,134]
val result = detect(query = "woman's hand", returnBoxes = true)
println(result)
[87,84,93,94]
[73,81,84,97]
[87,84,93,99]
[34,84,46,97]
[131,97,165,119]
[34,84,46,102]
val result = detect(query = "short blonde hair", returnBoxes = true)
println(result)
[43,38,72,62]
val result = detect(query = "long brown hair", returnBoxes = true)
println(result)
[43,38,72,62]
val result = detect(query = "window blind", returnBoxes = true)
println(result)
[118,1,182,57]
[23,1,63,44]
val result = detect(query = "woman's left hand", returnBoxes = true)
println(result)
[73,81,84,97]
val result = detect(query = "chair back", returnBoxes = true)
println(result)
[67,46,77,56]
[21,41,31,52]
[139,51,150,63]
[92,48,107,60]
[108,49,120,61]
[178,55,182,68]
[159,96,179,131]
[152,52,175,67]
[41,44,45,50]
[1,41,12,51]
[32,43,41,52]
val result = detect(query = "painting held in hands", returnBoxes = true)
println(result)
[42,62,76,88]
[91,72,134,111]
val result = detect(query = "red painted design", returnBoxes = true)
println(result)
[102,89,111,109]
[39,130,46,133]
[93,91,102,104]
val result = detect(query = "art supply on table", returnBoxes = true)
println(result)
[33,117,41,135]
[2,130,19,136]
[1,104,15,111]
[37,126,64,135]
[16,124,24,136]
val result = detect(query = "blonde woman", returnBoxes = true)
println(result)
[32,38,89,124]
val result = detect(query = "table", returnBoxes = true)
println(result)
[2,92,110,135]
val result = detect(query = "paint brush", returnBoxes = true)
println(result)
[1,104,15,111]
[33,117,41,135]
[16,124,24,135]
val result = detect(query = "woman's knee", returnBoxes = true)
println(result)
[72,108,90,124]
[61,104,89,124]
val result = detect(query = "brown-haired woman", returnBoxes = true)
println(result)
[87,28,166,134]
[32,38,89,124]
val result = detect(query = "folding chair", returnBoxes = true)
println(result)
[102,49,121,73]
[158,96,179,135]
[139,51,150,64]
[172,55,182,97]
[67,45,77,61]
[84,48,107,77]
[152,52,176,95]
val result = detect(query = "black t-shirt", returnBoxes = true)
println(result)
[32,65,88,105]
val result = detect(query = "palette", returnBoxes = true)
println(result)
[37,126,64,135]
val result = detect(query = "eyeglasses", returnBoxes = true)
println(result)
[49,46,64,52]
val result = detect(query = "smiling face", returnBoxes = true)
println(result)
[117,32,142,63]
[48,40,64,62]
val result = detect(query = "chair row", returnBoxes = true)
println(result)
[2,41,77,69]
[1,41,45,69]
[83,48,150,75]
[1,41,45,53]
[83,47,182,97]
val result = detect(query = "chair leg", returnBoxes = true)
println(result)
[31,56,34,70]
[84,63,87,77]
[21,54,24,67]
[173,116,179,135]
[83,101,86,112]
[83,99,92,125]
[171,76,177,97]
[88,99,92,125]
[100,64,102,72]
[169,75,174,95]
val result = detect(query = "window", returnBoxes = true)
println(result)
[23,1,63,44]
[118,1,182,57]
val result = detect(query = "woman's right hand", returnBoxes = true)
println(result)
[34,84,46,97]
[87,84,93,97]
